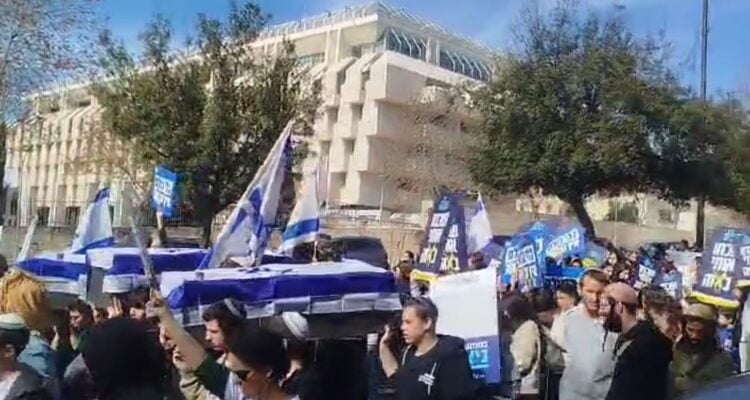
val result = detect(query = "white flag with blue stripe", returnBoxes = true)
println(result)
[199,126,293,269]
[281,170,320,251]
[69,187,114,254]
[467,192,493,253]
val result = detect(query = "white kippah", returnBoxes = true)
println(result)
[0,313,26,330]
[281,312,309,340]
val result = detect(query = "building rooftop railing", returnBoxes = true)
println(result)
[257,1,498,59]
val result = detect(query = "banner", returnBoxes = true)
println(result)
[502,233,544,292]
[153,166,179,218]
[634,258,659,290]
[545,225,586,261]
[545,265,585,290]
[657,270,683,301]
[430,267,502,384]
[581,243,608,269]
[481,242,504,271]
[418,193,469,274]
[667,250,702,290]
[692,228,750,308]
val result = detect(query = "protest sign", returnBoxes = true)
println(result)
[481,242,504,271]
[430,267,502,384]
[545,265,585,290]
[545,225,586,261]
[692,228,750,308]
[153,166,179,218]
[657,270,683,301]
[581,242,608,269]
[502,233,544,292]
[634,258,659,290]
[417,193,469,274]
[666,250,701,289]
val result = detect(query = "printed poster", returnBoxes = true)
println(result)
[430,267,502,384]
[692,228,750,308]
[417,193,469,274]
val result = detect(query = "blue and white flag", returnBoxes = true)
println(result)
[199,126,293,269]
[69,188,114,254]
[17,252,89,297]
[281,170,320,252]
[467,193,492,254]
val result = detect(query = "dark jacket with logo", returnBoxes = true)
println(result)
[393,335,477,400]
[605,321,672,400]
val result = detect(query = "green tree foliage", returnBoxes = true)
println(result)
[470,1,739,238]
[95,1,320,244]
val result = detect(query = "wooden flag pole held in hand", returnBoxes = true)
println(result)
[129,216,159,292]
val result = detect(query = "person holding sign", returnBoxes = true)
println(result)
[379,297,477,400]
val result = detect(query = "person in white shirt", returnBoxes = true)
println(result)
[559,270,618,400]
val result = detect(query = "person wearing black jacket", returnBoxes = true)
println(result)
[601,283,672,400]
[379,297,477,400]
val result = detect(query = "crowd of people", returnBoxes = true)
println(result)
[0,239,747,400]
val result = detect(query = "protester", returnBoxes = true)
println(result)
[528,287,557,328]
[280,340,320,400]
[600,283,671,400]
[549,281,579,358]
[732,286,750,372]
[671,303,736,397]
[81,317,166,400]
[92,308,108,325]
[503,294,543,400]
[0,313,51,400]
[158,325,188,400]
[379,297,477,400]
[0,270,58,394]
[66,300,93,355]
[178,299,247,400]
[150,295,298,400]
[559,269,616,400]
[637,285,670,322]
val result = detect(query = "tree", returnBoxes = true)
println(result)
[380,87,479,211]
[95,1,320,245]
[470,0,735,238]
[0,0,98,119]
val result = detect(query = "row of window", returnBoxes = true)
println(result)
[382,27,492,82]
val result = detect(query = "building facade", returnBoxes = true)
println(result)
[3,2,495,229]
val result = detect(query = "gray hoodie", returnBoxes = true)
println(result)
[559,305,618,400]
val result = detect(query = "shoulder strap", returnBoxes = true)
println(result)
[401,345,413,366]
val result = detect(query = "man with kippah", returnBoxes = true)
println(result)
[601,283,672,400]
[0,313,50,399]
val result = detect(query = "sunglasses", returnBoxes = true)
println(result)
[233,369,254,382]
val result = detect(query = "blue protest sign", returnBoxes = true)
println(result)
[481,242,504,271]
[418,193,469,274]
[634,257,659,290]
[581,242,608,269]
[545,265,585,290]
[657,270,683,301]
[545,225,586,261]
[152,166,179,218]
[692,228,750,308]
[502,233,544,292]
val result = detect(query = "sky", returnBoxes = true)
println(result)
[94,0,750,96]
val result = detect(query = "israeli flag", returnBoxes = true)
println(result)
[467,193,493,253]
[281,170,320,252]
[69,187,114,254]
[199,126,293,269]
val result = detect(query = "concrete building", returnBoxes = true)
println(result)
[3,2,495,229]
